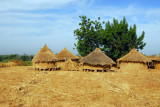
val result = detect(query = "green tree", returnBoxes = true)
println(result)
[102,17,146,60]
[74,16,146,60]
[0,56,2,61]
[74,15,103,56]
[20,54,30,61]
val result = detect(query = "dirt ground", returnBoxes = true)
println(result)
[0,66,160,107]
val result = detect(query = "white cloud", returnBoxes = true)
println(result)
[0,1,160,55]
[0,0,75,11]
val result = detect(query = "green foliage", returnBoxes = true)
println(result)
[0,54,34,63]
[2,59,11,63]
[20,55,33,62]
[74,16,103,56]
[0,54,19,62]
[102,17,146,60]
[74,16,146,60]
[24,61,32,66]
[0,56,2,61]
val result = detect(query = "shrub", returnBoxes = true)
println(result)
[25,61,32,66]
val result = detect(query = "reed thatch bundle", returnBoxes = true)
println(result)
[146,56,156,61]
[56,47,79,61]
[80,48,116,66]
[10,60,25,66]
[32,44,57,63]
[62,59,79,71]
[4,62,17,67]
[117,48,151,63]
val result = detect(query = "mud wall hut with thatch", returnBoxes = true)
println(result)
[117,48,151,72]
[61,59,79,71]
[153,55,160,69]
[80,48,116,72]
[32,44,57,71]
[56,47,79,69]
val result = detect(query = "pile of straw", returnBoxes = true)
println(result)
[61,59,79,71]
[10,60,25,66]
[4,62,17,67]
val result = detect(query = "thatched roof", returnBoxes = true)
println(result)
[154,55,160,61]
[117,48,151,63]
[62,59,79,71]
[80,48,116,66]
[32,44,57,63]
[146,56,156,61]
[56,47,79,60]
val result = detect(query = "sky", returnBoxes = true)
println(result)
[0,0,160,56]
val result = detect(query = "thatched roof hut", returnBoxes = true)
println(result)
[61,59,79,71]
[80,48,115,66]
[117,48,151,72]
[80,48,115,72]
[56,47,79,61]
[56,47,79,68]
[154,55,160,61]
[146,56,156,61]
[153,55,160,69]
[32,44,57,63]
[117,48,151,63]
[32,44,57,71]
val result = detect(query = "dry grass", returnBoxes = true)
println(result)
[0,66,160,106]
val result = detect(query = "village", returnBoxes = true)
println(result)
[1,40,160,107]
[0,45,160,106]
[31,44,160,72]
[0,0,160,106]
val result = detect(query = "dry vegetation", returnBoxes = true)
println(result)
[0,66,160,107]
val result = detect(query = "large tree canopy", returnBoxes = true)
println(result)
[74,16,146,60]
[74,16,103,56]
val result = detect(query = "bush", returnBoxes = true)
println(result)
[2,59,11,63]
[25,61,32,66]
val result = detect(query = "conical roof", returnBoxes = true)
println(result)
[117,48,151,63]
[80,48,116,66]
[32,44,57,63]
[56,47,79,60]
[146,56,156,61]
[154,55,160,61]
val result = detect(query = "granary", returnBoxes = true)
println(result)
[146,56,156,68]
[117,48,151,72]
[56,47,79,69]
[153,55,160,69]
[61,59,79,71]
[80,48,116,72]
[32,44,57,71]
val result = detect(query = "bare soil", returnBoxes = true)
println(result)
[0,66,160,107]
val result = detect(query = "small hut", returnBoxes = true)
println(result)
[32,44,57,71]
[61,59,79,71]
[153,55,160,69]
[56,47,79,68]
[80,48,116,72]
[117,48,151,72]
